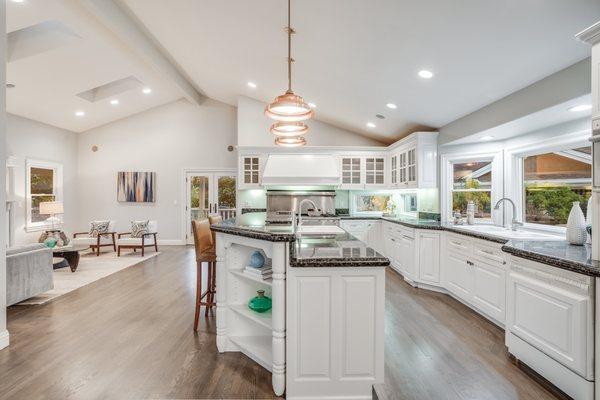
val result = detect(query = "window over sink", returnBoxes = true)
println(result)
[451,161,492,220]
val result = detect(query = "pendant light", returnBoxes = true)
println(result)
[265,0,313,146]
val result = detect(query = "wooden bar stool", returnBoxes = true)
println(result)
[191,220,217,331]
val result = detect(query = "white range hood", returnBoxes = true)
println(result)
[261,154,340,186]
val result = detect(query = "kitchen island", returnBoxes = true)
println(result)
[211,213,389,399]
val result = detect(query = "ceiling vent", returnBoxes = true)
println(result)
[76,76,143,102]
[7,20,81,62]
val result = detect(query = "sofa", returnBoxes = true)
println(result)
[6,243,54,305]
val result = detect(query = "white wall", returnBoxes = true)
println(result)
[237,96,384,147]
[6,114,78,246]
[76,98,237,242]
[0,0,8,350]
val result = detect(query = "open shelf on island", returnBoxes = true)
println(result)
[230,269,272,287]
[230,304,272,330]
[229,335,272,372]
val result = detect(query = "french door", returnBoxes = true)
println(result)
[185,170,236,244]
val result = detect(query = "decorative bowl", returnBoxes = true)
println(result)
[248,290,272,313]
[44,237,58,248]
[248,250,265,268]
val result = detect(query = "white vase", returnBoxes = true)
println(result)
[566,201,587,246]
[586,196,593,245]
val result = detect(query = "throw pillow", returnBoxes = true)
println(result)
[89,220,110,238]
[131,220,150,238]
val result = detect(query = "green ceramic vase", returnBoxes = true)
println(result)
[248,290,272,313]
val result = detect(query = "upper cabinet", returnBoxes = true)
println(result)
[364,156,385,187]
[238,155,264,189]
[340,157,363,189]
[390,132,438,189]
[339,155,386,189]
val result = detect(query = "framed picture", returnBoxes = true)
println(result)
[117,172,156,203]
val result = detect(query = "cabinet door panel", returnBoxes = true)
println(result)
[472,261,505,323]
[507,271,590,377]
[418,232,440,284]
[445,252,473,301]
[399,236,414,278]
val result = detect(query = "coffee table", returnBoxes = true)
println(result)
[52,245,89,272]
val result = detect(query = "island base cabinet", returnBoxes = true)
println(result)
[286,267,386,400]
[506,257,594,400]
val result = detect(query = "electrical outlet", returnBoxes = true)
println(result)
[593,117,600,134]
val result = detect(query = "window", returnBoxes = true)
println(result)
[353,194,393,214]
[522,146,591,226]
[451,161,492,219]
[26,160,62,231]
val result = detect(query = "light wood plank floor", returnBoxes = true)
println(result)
[0,246,564,400]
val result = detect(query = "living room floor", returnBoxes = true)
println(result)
[0,247,563,400]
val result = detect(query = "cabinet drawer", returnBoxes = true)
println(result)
[341,220,366,232]
[445,234,472,253]
[473,241,505,267]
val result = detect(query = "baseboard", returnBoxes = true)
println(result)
[0,329,10,350]
[157,239,186,246]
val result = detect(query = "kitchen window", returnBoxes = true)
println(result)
[451,161,492,219]
[522,146,591,227]
[26,159,63,231]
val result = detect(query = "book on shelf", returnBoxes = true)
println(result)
[244,266,272,280]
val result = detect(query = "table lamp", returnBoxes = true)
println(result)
[39,201,64,231]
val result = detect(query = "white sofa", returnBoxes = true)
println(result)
[116,220,158,256]
[72,220,117,256]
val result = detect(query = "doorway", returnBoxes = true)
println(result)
[184,170,236,244]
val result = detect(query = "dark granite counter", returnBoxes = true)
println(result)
[502,241,600,277]
[291,232,390,268]
[211,212,389,267]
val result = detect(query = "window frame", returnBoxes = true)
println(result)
[505,130,591,234]
[26,159,63,232]
[441,151,503,225]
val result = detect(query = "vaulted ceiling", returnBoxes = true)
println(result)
[5,0,600,141]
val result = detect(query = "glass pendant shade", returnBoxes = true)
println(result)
[265,90,314,122]
[274,135,307,147]
[270,121,309,137]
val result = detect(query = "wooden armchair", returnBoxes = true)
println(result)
[72,220,117,256]
[116,221,159,257]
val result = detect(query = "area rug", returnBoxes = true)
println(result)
[15,250,160,305]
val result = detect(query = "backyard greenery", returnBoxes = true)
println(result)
[452,178,491,217]
[525,185,590,225]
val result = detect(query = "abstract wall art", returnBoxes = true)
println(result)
[117,172,156,203]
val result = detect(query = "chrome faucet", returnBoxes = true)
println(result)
[296,199,319,234]
[493,197,523,231]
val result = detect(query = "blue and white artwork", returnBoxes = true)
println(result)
[117,172,156,203]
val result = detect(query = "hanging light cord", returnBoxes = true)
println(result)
[287,0,293,92]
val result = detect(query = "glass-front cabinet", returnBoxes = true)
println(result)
[365,156,385,187]
[238,155,263,189]
[340,157,363,189]
[390,155,398,186]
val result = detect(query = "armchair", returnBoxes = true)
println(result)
[72,220,117,256]
[117,220,158,257]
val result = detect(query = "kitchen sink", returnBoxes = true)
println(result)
[297,225,346,235]
[450,224,563,241]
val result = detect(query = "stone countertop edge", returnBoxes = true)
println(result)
[210,225,295,242]
[501,243,600,277]
[290,257,390,268]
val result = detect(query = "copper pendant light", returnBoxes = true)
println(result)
[274,135,307,147]
[266,0,313,146]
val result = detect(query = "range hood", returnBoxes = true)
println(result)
[261,154,340,186]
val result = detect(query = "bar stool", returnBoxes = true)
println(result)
[208,215,223,244]
[191,220,217,331]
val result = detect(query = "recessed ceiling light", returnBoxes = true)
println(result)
[568,104,592,112]
[366,122,376,128]
[75,111,85,117]
[247,81,257,88]
[10,0,25,3]
[480,135,494,141]
[386,103,397,109]
[418,70,434,79]
[142,87,152,94]
[308,102,316,108]
[110,99,119,105]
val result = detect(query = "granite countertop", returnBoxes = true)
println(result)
[211,212,389,268]
[291,232,390,268]
[502,241,600,277]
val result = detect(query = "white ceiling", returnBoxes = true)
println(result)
[6,0,182,133]
[122,0,600,143]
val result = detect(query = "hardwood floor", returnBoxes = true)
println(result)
[0,246,564,400]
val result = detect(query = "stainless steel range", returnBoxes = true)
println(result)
[266,190,339,226]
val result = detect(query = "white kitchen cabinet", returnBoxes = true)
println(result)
[389,154,398,187]
[399,234,415,279]
[340,157,363,189]
[472,260,506,323]
[287,266,385,399]
[238,155,263,189]
[417,231,440,284]
[506,256,594,399]
[389,132,438,189]
[364,156,386,187]
[444,250,473,302]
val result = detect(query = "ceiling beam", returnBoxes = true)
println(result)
[77,0,205,106]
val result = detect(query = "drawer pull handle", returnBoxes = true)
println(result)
[450,241,463,246]
[480,249,494,255]
[466,260,474,266]
[402,235,413,240]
